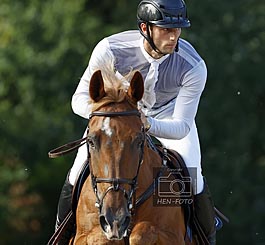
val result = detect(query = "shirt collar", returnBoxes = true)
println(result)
[139,37,169,64]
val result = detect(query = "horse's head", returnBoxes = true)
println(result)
[87,70,144,240]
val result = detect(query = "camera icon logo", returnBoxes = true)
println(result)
[158,171,192,198]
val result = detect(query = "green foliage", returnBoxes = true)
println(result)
[187,0,265,244]
[0,0,264,244]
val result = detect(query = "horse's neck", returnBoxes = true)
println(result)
[144,145,162,167]
[138,147,161,190]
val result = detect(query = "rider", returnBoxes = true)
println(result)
[55,0,216,244]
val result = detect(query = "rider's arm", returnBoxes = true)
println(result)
[71,38,114,119]
[147,60,207,139]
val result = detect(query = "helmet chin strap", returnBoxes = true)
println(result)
[146,23,164,55]
[175,40,179,52]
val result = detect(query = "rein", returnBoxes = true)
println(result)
[48,137,87,158]
[89,110,141,118]
[48,110,141,159]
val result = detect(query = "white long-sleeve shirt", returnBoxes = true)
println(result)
[72,30,207,140]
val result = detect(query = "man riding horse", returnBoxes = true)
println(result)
[55,0,216,244]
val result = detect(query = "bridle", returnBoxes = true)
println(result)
[87,109,145,215]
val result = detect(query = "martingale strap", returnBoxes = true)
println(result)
[47,211,74,245]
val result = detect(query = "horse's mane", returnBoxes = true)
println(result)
[91,60,137,111]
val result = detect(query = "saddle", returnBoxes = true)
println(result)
[148,135,229,244]
[147,135,201,243]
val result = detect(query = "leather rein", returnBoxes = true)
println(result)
[48,110,141,159]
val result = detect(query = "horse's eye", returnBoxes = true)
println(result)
[87,135,97,149]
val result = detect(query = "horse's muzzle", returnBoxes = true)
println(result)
[99,208,131,240]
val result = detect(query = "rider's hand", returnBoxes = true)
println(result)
[140,110,151,131]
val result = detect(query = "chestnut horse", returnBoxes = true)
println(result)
[72,70,191,245]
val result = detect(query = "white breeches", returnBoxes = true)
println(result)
[156,122,204,194]
[69,122,204,194]
[69,128,88,186]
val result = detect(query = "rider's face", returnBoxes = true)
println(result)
[141,24,181,58]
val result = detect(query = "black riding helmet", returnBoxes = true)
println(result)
[137,0,191,53]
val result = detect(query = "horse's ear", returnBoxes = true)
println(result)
[89,70,106,102]
[127,71,144,103]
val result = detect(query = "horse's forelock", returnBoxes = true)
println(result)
[92,88,127,111]
[91,62,137,111]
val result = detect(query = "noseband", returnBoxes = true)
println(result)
[88,110,145,214]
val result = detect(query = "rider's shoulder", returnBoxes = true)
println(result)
[105,30,141,45]
[176,38,205,67]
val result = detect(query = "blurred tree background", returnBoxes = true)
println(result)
[0,0,264,244]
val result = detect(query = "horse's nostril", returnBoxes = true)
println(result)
[99,215,110,233]
[122,216,131,230]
